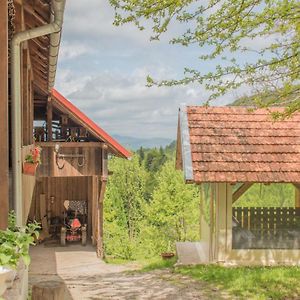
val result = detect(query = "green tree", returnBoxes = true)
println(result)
[137,146,145,165]
[145,161,200,253]
[110,0,300,114]
[234,183,295,207]
[104,155,147,259]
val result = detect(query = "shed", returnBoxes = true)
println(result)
[29,89,131,257]
[176,106,300,265]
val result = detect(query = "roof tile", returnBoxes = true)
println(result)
[182,106,300,183]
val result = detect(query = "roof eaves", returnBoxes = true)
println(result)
[179,104,194,182]
[51,89,132,159]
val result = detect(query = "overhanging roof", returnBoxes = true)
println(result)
[177,106,300,183]
[51,89,131,159]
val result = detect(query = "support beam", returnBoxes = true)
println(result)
[0,0,9,229]
[293,184,300,208]
[97,145,108,258]
[232,183,253,203]
[22,48,29,146]
[47,98,53,141]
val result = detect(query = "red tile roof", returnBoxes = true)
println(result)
[179,106,300,183]
[51,89,131,159]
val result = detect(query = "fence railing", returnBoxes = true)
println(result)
[232,207,300,249]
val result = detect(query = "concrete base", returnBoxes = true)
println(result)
[176,242,209,265]
[3,264,28,300]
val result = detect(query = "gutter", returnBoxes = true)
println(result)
[11,0,66,226]
[179,104,194,182]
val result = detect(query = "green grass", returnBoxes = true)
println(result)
[105,255,177,271]
[176,265,300,300]
[105,256,300,299]
[140,256,177,272]
[104,256,131,265]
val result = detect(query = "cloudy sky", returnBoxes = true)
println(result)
[56,0,243,140]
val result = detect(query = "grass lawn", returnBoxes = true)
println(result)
[176,265,300,300]
[105,256,300,299]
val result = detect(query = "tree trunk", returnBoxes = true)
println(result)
[32,281,65,300]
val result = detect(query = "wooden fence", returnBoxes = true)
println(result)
[232,207,300,249]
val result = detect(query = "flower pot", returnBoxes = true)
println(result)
[22,162,38,176]
[0,267,11,296]
[161,252,175,260]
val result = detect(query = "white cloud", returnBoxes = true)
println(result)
[59,41,94,61]
[58,67,209,139]
[55,1,253,140]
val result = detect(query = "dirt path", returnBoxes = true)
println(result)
[29,244,229,300]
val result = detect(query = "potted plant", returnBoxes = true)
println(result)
[23,146,42,176]
[0,212,40,296]
[161,241,175,260]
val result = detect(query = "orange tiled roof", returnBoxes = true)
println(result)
[179,106,300,183]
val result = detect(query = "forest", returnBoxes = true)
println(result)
[103,142,295,260]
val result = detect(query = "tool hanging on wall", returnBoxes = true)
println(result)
[54,143,86,169]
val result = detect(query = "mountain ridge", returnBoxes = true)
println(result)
[113,134,173,150]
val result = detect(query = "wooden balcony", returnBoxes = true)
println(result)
[36,142,104,177]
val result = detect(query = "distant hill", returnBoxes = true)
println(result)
[113,135,173,151]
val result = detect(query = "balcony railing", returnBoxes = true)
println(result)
[232,207,300,249]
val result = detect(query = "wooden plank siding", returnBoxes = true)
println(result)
[232,207,300,249]
[36,142,103,177]
[29,176,99,241]
[0,0,9,229]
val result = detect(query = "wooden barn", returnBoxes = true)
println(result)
[30,90,131,256]
[176,106,300,265]
[0,0,130,257]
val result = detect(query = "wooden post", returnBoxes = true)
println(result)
[22,48,27,145]
[96,145,108,258]
[292,184,300,208]
[215,183,230,262]
[47,98,53,141]
[32,281,65,300]
[0,0,9,229]
[295,186,300,208]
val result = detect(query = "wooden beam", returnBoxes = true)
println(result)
[31,55,48,68]
[293,184,300,208]
[29,41,48,60]
[22,48,29,145]
[0,0,9,229]
[33,75,47,88]
[47,98,53,141]
[36,142,104,148]
[96,145,108,258]
[30,37,48,51]
[24,4,48,25]
[232,183,253,203]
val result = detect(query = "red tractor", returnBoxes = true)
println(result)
[60,200,87,246]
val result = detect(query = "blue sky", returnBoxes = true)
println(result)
[55,0,254,140]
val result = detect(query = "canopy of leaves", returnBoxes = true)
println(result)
[104,145,200,259]
[110,0,300,114]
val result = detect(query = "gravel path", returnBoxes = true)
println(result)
[29,244,230,300]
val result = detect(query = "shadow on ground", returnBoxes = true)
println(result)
[29,244,231,300]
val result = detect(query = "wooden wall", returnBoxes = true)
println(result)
[36,143,102,177]
[29,176,100,241]
[0,0,9,229]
